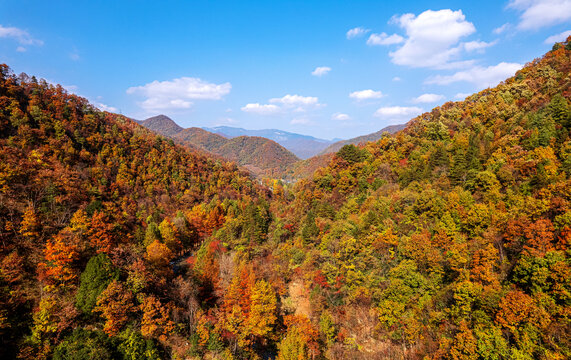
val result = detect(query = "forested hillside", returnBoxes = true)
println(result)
[173,128,299,178]
[0,39,570,360]
[0,65,268,359]
[260,41,571,358]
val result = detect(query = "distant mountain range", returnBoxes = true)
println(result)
[203,126,338,159]
[137,116,299,177]
[137,115,410,178]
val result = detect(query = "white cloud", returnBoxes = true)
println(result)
[332,113,351,121]
[392,76,402,81]
[493,23,511,34]
[545,30,571,44]
[269,94,321,108]
[16,46,26,52]
[425,62,523,89]
[127,77,231,111]
[508,0,571,30]
[412,93,445,103]
[346,27,370,39]
[374,106,423,118]
[389,9,477,69]
[349,89,384,100]
[463,40,497,52]
[367,32,404,46]
[311,66,331,77]
[70,52,80,61]
[0,25,43,46]
[140,98,192,110]
[241,94,323,116]
[96,103,118,112]
[240,103,281,115]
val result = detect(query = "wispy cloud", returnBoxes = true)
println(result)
[493,23,511,34]
[0,25,43,46]
[127,77,231,112]
[544,29,571,44]
[426,62,522,89]
[332,113,351,121]
[96,103,118,112]
[346,27,370,39]
[463,40,497,52]
[508,0,571,30]
[367,32,404,46]
[311,66,331,77]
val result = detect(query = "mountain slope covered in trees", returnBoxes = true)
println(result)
[259,41,571,358]
[0,39,570,360]
[0,65,268,359]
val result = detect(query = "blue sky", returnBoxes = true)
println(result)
[1,1,570,140]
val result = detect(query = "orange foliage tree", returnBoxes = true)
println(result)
[38,232,79,288]
[94,280,135,336]
[140,295,174,342]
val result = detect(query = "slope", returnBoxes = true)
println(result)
[0,65,267,358]
[173,127,228,151]
[253,41,571,358]
[216,136,300,176]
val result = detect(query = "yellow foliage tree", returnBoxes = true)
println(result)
[248,279,277,338]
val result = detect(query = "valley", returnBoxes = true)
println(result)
[0,4,570,359]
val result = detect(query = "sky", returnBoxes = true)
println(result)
[1,1,570,140]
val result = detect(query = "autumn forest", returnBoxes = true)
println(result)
[0,36,571,360]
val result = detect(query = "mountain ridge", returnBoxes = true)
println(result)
[203,125,337,159]
[138,117,300,177]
